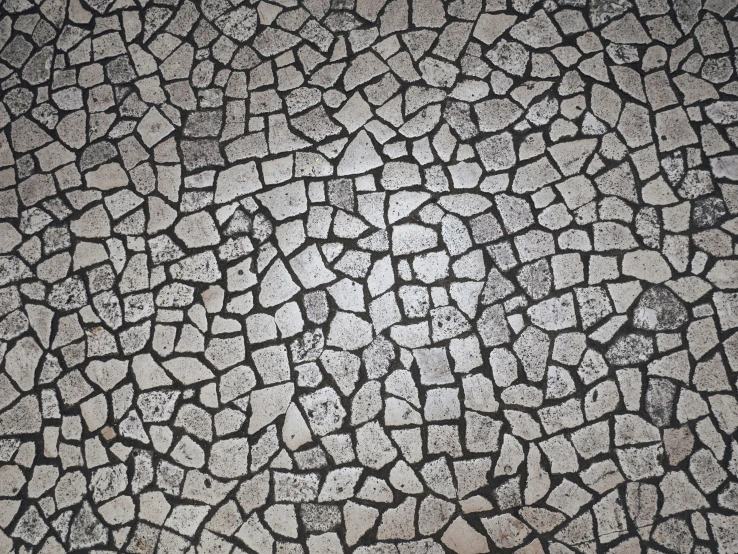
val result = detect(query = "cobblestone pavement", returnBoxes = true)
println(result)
[1,0,738,552]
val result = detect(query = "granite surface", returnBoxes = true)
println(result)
[1,0,738,552]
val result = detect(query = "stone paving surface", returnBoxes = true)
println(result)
[1,0,738,552]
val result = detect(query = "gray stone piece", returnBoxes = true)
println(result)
[0,2,736,551]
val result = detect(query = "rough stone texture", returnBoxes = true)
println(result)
[1,2,737,553]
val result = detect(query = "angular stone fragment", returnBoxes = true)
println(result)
[215,162,261,203]
[660,471,709,516]
[477,305,510,347]
[528,294,576,331]
[356,421,397,469]
[290,245,336,288]
[249,383,294,434]
[442,517,489,554]
[622,250,672,283]
[259,260,300,308]
[509,11,562,48]
[174,212,220,248]
[633,287,687,330]
[327,312,373,350]
[214,6,257,41]
[474,13,516,45]
[137,107,174,147]
[476,134,516,171]
[300,387,346,436]
[709,514,738,554]
[655,107,699,151]
[162,357,214,385]
[512,157,561,194]
[594,162,637,202]
[0,396,41,435]
[338,131,383,175]
[209,439,249,478]
[170,252,221,283]
[10,117,52,152]
[257,181,307,220]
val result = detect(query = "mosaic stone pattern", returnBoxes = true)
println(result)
[1,0,738,552]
